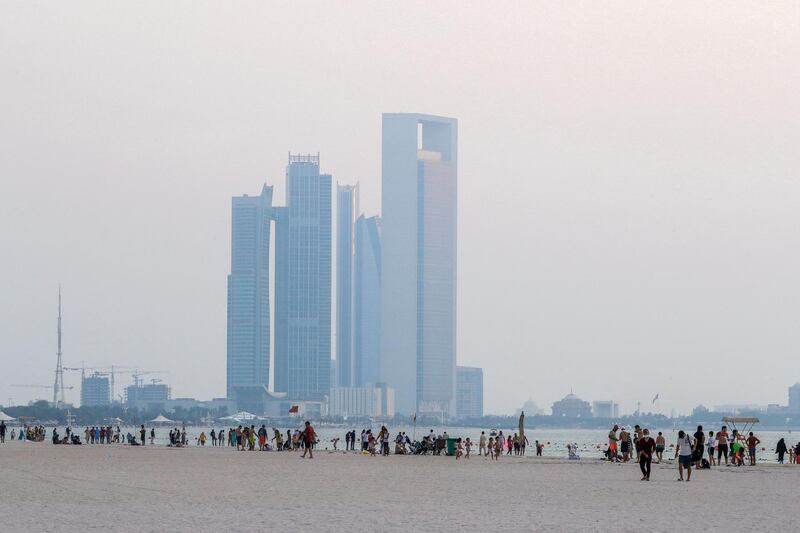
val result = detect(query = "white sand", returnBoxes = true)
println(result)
[1,441,797,532]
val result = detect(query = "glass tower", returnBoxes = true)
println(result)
[226,185,273,399]
[336,183,359,387]
[274,154,332,400]
[354,214,382,387]
[381,113,458,415]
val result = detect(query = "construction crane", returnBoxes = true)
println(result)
[13,384,75,391]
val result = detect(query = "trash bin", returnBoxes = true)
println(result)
[446,438,457,456]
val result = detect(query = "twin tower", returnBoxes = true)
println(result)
[226,113,457,416]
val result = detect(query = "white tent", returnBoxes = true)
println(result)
[220,411,258,421]
[0,410,15,422]
[150,414,174,424]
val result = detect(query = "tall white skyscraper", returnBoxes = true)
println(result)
[380,113,458,415]
[336,183,359,387]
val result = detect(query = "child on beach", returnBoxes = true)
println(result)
[456,438,463,459]
[465,438,472,459]
[487,437,495,460]
[367,432,376,456]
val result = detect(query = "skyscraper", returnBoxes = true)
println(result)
[336,183,359,387]
[274,154,332,400]
[381,113,458,415]
[354,214,381,386]
[456,366,483,419]
[227,185,273,399]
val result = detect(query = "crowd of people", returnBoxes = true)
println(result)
[4,417,800,473]
[0,423,48,442]
[604,423,800,481]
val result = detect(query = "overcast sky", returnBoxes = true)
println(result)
[1,1,798,415]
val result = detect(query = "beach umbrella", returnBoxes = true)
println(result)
[0,410,15,422]
[518,411,525,446]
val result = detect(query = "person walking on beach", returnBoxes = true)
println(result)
[479,431,487,456]
[716,426,729,465]
[140,425,146,446]
[746,432,760,465]
[0,420,6,443]
[301,421,316,459]
[465,437,472,459]
[535,440,542,456]
[676,430,694,481]
[637,428,656,481]
[706,430,716,466]
[487,437,495,460]
[495,434,503,459]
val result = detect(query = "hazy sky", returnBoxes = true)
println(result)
[1,1,799,415]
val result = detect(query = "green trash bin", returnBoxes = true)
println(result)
[446,438,457,456]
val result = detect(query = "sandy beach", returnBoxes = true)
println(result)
[1,441,798,532]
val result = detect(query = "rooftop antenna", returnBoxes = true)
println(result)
[53,285,66,408]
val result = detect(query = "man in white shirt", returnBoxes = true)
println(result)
[675,430,694,481]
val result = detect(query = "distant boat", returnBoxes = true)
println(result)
[490,429,498,437]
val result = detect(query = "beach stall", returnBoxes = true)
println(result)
[721,416,759,437]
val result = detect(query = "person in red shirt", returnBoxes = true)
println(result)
[301,421,317,459]
[746,432,761,465]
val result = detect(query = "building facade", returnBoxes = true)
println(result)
[329,384,395,417]
[274,154,332,401]
[336,183,359,387]
[456,366,483,419]
[591,400,620,419]
[551,393,592,418]
[354,214,381,387]
[81,373,111,407]
[227,185,273,399]
[381,113,458,415]
[125,383,171,409]
[789,383,800,411]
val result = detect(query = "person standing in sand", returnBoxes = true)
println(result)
[301,421,316,459]
[715,426,729,465]
[465,437,472,459]
[619,427,630,462]
[479,431,487,456]
[487,437,495,460]
[655,432,665,463]
[495,435,503,459]
[746,432,761,465]
[608,425,619,462]
[706,430,716,466]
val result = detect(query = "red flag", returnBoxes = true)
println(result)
[288,405,299,414]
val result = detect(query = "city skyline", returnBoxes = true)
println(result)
[2,2,798,415]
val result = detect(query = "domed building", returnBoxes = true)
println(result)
[551,391,592,418]
[514,399,544,417]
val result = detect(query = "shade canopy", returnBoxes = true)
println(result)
[220,411,258,421]
[0,410,15,422]
[150,414,174,423]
